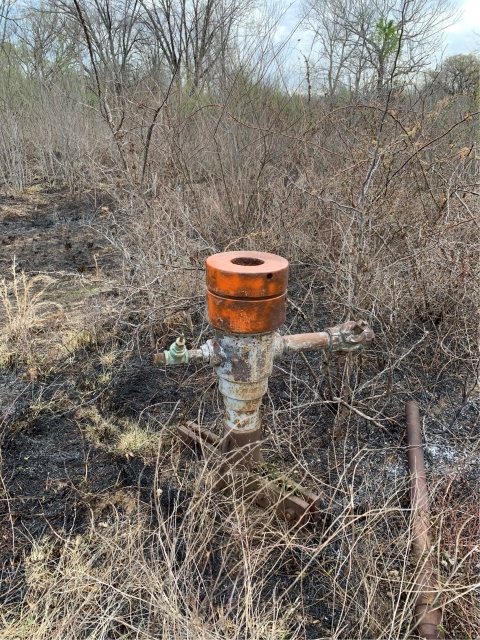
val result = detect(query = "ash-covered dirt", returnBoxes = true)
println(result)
[0,188,479,637]
[0,190,116,277]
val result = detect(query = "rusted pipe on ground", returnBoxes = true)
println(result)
[406,401,444,640]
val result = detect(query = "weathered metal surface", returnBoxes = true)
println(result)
[220,470,318,527]
[177,422,221,458]
[328,320,374,354]
[275,320,374,357]
[158,334,189,365]
[279,331,330,354]
[218,379,264,447]
[206,251,289,298]
[218,377,269,400]
[221,425,264,467]
[213,331,272,466]
[207,291,286,334]
[214,331,275,382]
[206,251,288,334]
[155,320,374,365]
[406,401,444,640]
[153,352,166,365]
[154,251,375,528]
[178,422,320,525]
[214,330,274,466]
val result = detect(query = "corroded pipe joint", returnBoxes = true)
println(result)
[326,320,374,354]
[274,320,374,357]
[214,330,275,468]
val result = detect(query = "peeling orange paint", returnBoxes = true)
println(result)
[206,251,288,334]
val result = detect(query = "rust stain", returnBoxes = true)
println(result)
[206,251,288,334]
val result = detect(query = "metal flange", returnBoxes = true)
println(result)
[206,251,289,334]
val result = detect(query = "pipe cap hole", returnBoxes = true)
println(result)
[231,257,265,266]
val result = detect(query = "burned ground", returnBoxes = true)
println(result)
[0,188,479,639]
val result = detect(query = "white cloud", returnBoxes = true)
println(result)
[444,0,480,54]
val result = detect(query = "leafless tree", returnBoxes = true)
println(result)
[9,6,79,79]
[301,0,459,97]
[301,0,369,96]
[139,0,256,90]
[0,0,15,45]
[53,0,147,91]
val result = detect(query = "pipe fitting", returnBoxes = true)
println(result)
[162,334,188,365]
[275,320,374,357]
[154,337,223,366]
[327,320,374,354]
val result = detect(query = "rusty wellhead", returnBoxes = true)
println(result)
[204,252,289,467]
[155,250,374,524]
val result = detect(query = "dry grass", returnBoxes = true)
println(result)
[0,18,479,638]
[114,420,162,460]
[0,441,478,639]
[432,473,480,638]
[0,260,62,369]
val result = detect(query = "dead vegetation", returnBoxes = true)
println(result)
[1,431,478,640]
[0,1,479,638]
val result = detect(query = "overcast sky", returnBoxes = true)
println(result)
[275,0,479,71]
[444,0,480,54]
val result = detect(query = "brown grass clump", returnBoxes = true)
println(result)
[0,260,62,370]
[432,473,480,638]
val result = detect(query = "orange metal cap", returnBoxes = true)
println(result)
[206,251,289,299]
[206,251,289,334]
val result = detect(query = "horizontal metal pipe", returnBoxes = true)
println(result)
[406,401,444,640]
[280,332,331,354]
[276,321,374,357]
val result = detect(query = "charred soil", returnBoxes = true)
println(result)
[1,189,479,639]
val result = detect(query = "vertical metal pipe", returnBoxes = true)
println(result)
[214,331,275,468]
[406,401,444,640]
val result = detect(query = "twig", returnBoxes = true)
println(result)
[335,398,389,432]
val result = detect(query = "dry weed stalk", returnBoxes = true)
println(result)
[0,427,477,640]
[0,259,62,367]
